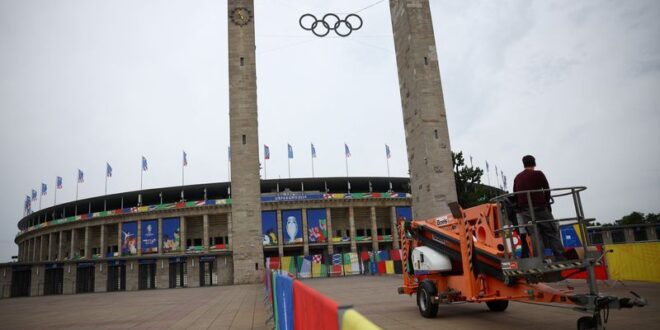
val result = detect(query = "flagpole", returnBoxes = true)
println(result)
[54,184,57,206]
[288,157,291,178]
[311,154,315,178]
[345,155,349,177]
[182,163,185,186]
[39,193,42,211]
[264,156,268,179]
[140,167,143,190]
[386,156,390,178]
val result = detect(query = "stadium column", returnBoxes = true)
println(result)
[84,226,90,259]
[100,224,105,259]
[180,216,187,252]
[349,207,357,253]
[302,208,309,256]
[137,220,142,256]
[69,229,75,260]
[326,208,334,255]
[203,214,209,252]
[390,206,400,249]
[157,218,162,255]
[58,231,63,261]
[389,0,458,219]
[277,209,284,257]
[227,213,232,249]
[117,223,122,256]
[370,207,379,253]
[228,0,264,284]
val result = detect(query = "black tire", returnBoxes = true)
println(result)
[486,300,509,312]
[416,280,439,318]
[577,316,597,330]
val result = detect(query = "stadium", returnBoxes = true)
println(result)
[2,176,418,297]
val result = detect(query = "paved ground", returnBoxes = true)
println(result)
[303,276,659,330]
[0,284,268,330]
[0,276,656,329]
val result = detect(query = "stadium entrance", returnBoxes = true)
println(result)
[76,263,95,293]
[44,264,63,295]
[11,266,31,297]
[199,256,215,286]
[169,258,187,288]
[107,261,126,292]
[138,260,157,290]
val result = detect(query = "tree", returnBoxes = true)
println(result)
[452,151,499,208]
[614,211,660,225]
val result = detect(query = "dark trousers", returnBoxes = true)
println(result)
[516,208,564,257]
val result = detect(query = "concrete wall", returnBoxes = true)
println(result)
[0,266,11,298]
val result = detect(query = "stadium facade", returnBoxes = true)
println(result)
[2,177,415,297]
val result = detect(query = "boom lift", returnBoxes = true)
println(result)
[398,187,646,330]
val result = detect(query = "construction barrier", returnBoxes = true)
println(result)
[266,250,405,278]
[265,269,381,330]
[604,242,660,283]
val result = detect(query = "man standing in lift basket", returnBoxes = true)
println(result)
[513,155,565,261]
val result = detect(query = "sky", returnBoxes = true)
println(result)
[0,0,658,262]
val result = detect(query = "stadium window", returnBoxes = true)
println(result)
[589,230,603,244]
[384,228,392,235]
[242,135,246,145]
[656,225,660,240]
[633,227,647,241]
[336,230,342,238]
[424,56,428,65]
[186,239,192,248]
[193,238,202,247]
[377,228,384,236]
[434,129,438,139]
[356,229,364,236]
[214,236,223,245]
[240,57,244,66]
[366,229,372,236]
[611,229,626,243]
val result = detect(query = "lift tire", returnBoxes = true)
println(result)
[417,280,439,318]
[486,300,509,312]
[577,316,597,330]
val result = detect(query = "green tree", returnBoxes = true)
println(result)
[614,211,660,225]
[452,151,497,208]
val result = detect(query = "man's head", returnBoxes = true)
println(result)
[522,155,536,168]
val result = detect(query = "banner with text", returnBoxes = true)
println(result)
[141,219,158,254]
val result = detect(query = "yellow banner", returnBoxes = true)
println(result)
[605,242,660,283]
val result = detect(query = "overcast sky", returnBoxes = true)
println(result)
[1,0,658,262]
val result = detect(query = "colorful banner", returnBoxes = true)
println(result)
[262,211,278,246]
[141,219,158,254]
[121,222,138,256]
[293,280,339,330]
[282,210,303,244]
[395,207,412,222]
[162,217,181,253]
[306,209,328,243]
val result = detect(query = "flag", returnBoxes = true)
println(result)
[344,143,351,158]
[106,163,112,177]
[24,195,31,214]
[287,144,294,159]
[495,165,499,175]
[385,144,391,159]
[41,183,47,195]
[141,156,148,171]
[470,155,473,165]
[264,145,270,160]
[485,161,490,172]
[78,169,84,183]
[31,189,37,201]
[183,151,188,166]
[228,146,231,161]
[311,143,317,158]
[56,176,63,189]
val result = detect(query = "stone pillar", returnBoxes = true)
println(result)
[180,216,187,252]
[157,218,162,255]
[203,214,209,252]
[624,228,635,243]
[390,206,400,249]
[137,220,142,256]
[647,225,657,241]
[349,207,357,253]
[70,229,75,259]
[58,231,63,261]
[389,0,458,219]
[226,213,232,249]
[602,230,613,244]
[370,206,379,253]
[48,233,54,261]
[326,208,334,255]
[228,0,264,284]
[39,236,45,261]
[33,237,38,261]
[302,208,309,256]
[84,226,90,259]
[117,223,122,256]
[277,209,284,257]
[100,224,105,259]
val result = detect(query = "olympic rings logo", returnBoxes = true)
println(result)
[299,13,363,37]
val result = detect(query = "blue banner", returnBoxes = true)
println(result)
[121,222,138,256]
[395,207,413,222]
[282,210,303,244]
[275,273,294,330]
[162,217,181,253]
[262,211,278,246]
[560,225,583,248]
[307,209,328,243]
[261,192,325,202]
[141,219,158,254]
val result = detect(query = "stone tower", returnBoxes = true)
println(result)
[389,0,458,219]
[227,0,263,284]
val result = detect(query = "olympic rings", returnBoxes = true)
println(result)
[299,13,363,37]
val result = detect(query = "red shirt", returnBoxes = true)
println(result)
[513,169,550,209]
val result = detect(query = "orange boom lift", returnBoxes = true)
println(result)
[397,187,646,330]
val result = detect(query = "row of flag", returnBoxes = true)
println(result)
[259,143,392,160]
